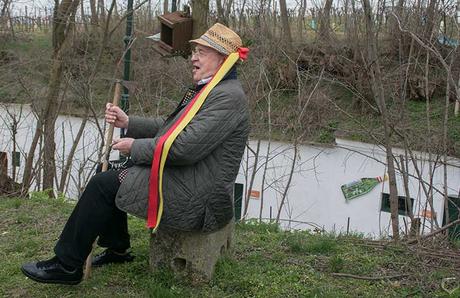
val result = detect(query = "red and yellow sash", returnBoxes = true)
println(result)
[147,49,248,231]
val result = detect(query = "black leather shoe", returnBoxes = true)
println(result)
[92,249,134,267]
[21,256,83,285]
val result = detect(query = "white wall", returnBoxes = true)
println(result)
[238,138,460,237]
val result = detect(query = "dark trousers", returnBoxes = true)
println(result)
[54,170,130,268]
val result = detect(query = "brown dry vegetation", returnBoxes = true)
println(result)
[0,0,459,241]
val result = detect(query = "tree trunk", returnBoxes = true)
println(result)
[98,0,105,23]
[21,115,43,195]
[89,0,98,25]
[81,0,88,33]
[192,0,209,38]
[279,0,292,47]
[237,0,247,32]
[1,0,9,30]
[276,142,298,224]
[259,139,272,222]
[259,81,273,222]
[58,111,89,193]
[52,0,59,48]
[297,0,306,40]
[362,0,400,240]
[6,1,14,38]
[243,140,261,219]
[225,0,233,24]
[58,0,116,193]
[147,0,152,31]
[42,0,80,193]
[1,0,8,18]
[424,0,438,40]
[216,0,226,24]
[392,0,405,38]
[42,61,63,191]
[318,0,333,41]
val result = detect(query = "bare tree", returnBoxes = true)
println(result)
[58,0,118,193]
[192,0,209,38]
[297,0,307,40]
[259,68,274,222]
[0,0,9,27]
[90,0,98,25]
[20,0,82,195]
[98,0,105,23]
[243,140,261,219]
[442,53,457,225]
[216,0,226,24]
[275,141,298,224]
[362,0,400,240]
[46,0,81,191]
[279,0,292,47]
[318,0,333,41]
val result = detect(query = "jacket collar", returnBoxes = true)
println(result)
[166,66,239,123]
[195,66,237,92]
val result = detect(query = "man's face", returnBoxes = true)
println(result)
[191,44,226,84]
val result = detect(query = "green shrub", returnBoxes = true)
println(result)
[328,255,345,272]
[284,231,338,254]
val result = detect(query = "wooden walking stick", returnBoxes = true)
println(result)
[84,80,122,280]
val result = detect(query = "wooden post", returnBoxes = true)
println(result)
[346,217,350,235]
[456,0,460,116]
[45,7,48,30]
[455,76,459,116]
[0,152,7,189]
[33,7,36,31]
[19,9,22,31]
[11,114,17,182]
[84,81,122,280]
[25,6,28,32]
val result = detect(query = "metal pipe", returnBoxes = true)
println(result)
[121,0,134,137]
[456,0,460,116]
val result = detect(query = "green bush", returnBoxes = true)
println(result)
[284,231,338,254]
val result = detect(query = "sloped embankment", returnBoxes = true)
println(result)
[0,194,459,297]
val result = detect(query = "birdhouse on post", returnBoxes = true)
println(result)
[153,11,193,57]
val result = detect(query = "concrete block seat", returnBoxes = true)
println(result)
[149,221,234,282]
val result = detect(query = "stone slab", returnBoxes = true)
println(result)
[149,221,234,283]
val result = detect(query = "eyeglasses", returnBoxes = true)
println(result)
[191,47,211,59]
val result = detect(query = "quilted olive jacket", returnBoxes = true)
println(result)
[115,78,249,232]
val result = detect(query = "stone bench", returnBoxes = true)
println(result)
[149,221,234,283]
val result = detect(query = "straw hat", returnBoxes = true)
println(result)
[190,23,243,55]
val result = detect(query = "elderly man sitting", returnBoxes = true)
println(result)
[21,23,250,285]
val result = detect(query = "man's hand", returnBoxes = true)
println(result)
[105,103,129,129]
[112,138,134,155]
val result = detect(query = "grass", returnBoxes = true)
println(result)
[0,32,52,104]
[1,195,459,297]
[2,32,52,53]
[331,85,460,155]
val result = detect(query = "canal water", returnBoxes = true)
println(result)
[1,103,459,237]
